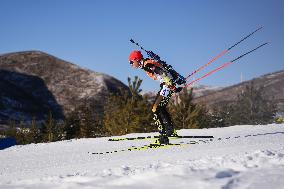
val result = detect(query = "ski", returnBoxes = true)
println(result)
[108,135,214,141]
[89,140,201,155]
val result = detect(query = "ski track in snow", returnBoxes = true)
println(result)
[0,124,284,189]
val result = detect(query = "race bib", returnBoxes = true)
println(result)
[160,85,170,97]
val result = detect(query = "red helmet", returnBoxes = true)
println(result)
[128,50,143,62]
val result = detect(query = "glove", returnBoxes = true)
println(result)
[152,105,157,112]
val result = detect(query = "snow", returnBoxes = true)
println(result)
[0,124,284,189]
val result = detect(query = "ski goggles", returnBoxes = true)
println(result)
[129,60,134,65]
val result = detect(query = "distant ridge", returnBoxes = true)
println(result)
[193,70,284,113]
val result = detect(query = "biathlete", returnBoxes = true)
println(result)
[128,50,186,144]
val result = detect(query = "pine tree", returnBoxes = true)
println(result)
[229,82,276,125]
[134,96,155,133]
[170,88,209,129]
[53,122,65,141]
[103,90,132,135]
[78,103,96,138]
[27,117,41,143]
[15,121,29,145]
[5,119,29,145]
[103,76,153,136]
[42,111,56,142]
[128,76,142,98]
[64,99,105,139]
[5,119,17,139]
[64,111,81,139]
[207,107,227,128]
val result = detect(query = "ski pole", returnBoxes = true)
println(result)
[185,27,263,80]
[183,42,269,88]
[230,42,268,63]
[184,62,232,88]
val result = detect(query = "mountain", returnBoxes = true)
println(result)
[193,70,284,113]
[191,84,223,98]
[0,51,128,125]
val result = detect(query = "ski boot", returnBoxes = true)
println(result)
[159,134,169,144]
[153,134,169,145]
[152,122,170,145]
[153,130,178,146]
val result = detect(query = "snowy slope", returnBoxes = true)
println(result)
[0,124,284,189]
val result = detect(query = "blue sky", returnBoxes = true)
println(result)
[1,0,283,92]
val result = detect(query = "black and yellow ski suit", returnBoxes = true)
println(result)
[142,59,177,139]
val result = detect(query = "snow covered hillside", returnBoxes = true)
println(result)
[1,124,284,189]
